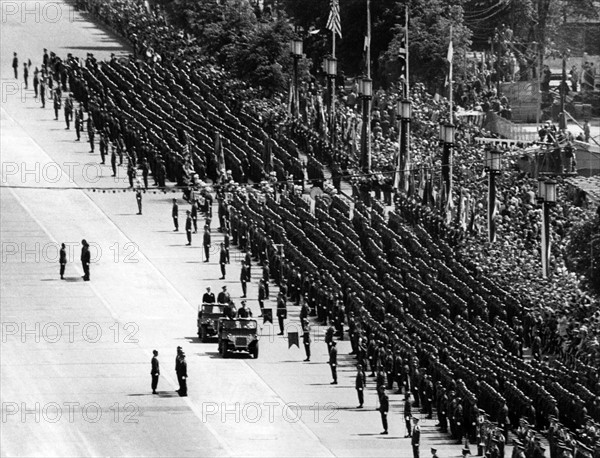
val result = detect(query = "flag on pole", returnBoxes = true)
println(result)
[363,34,370,51]
[447,37,454,63]
[326,0,342,38]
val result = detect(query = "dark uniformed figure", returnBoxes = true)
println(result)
[141,157,149,189]
[185,210,192,246]
[258,279,267,314]
[175,348,187,396]
[59,242,67,279]
[329,340,338,384]
[64,95,73,129]
[33,69,39,99]
[217,286,230,304]
[135,181,143,215]
[412,417,421,458]
[39,78,46,108]
[276,291,287,335]
[87,118,95,153]
[355,364,366,408]
[240,261,250,297]
[302,318,311,362]
[237,301,252,318]
[202,287,215,304]
[191,200,198,233]
[110,146,117,177]
[203,227,211,262]
[80,239,90,281]
[172,199,179,231]
[404,394,413,437]
[12,52,18,79]
[219,243,227,278]
[151,350,160,394]
[23,63,29,89]
[75,107,83,141]
[127,161,136,188]
[53,92,61,120]
[378,387,389,434]
[325,326,335,355]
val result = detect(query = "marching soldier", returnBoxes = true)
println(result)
[240,260,250,298]
[172,198,179,231]
[276,291,287,336]
[329,341,338,385]
[378,387,389,435]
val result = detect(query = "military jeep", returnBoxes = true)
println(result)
[217,318,259,358]
[197,303,226,342]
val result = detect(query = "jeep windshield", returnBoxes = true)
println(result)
[221,320,257,330]
[202,305,225,315]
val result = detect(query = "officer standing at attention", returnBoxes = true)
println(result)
[177,352,188,397]
[175,347,183,394]
[378,387,389,434]
[412,417,421,458]
[59,243,67,279]
[329,341,338,384]
[355,363,366,408]
[219,243,228,279]
[302,318,311,362]
[12,52,18,79]
[185,210,192,246]
[135,180,143,215]
[80,239,90,281]
[172,199,179,231]
[151,350,160,394]
[240,260,250,298]
[203,226,211,262]
[276,291,287,336]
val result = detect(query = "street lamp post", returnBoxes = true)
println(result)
[324,56,338,147]
[395,98,412,191]
[290,38,303,118]
[537,178,557,278]
[440,123,455,211]
[360,77,373,173]
[484,148,502,243]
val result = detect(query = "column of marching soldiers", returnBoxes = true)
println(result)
[29,19,598,458]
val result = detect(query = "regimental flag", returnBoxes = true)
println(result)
[326,0,342,38]
[363,34,370,51]
[447,36,453,63]
[398,6,408,55]
[215,131,225,175]
[287,331,299,349]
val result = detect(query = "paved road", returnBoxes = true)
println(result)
[1,2,478,457]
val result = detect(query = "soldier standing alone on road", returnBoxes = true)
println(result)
[135,180,143,215]
[151,350,160,394]
[172,199,179,231]
[378,387,389,434]
[355,364,366,408]
[178,352,188,397]
[59,243,67,279]
[276,291,287,336]
[240,260,250,298]
[412,417,421,458]
[302,318,311,362]
[80,239,90,281]
[12,52,18,79]
[329,341,338,384]
[219,243,227,279]
[203,226,211,262]
[185,210,192,246]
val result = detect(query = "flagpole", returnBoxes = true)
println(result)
[366,0,371,172]
[403,5,411,194]
[405,5,409,97]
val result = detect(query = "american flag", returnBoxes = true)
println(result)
[326,0,342,38]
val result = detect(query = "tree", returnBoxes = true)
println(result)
[380,0,472,91]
